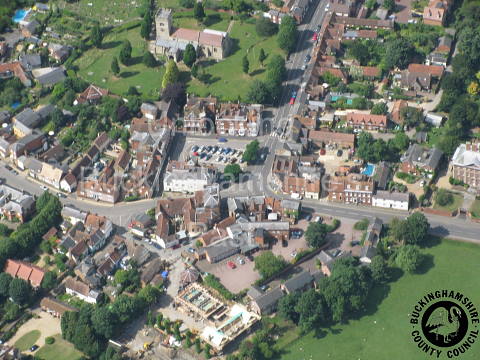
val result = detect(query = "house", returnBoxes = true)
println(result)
[48,43,70,62]
[436,35,453,53]
[328,0,357,16]
[308,129,355,149]
[390,100,408,125]
[0,62,31,87]
[280,270,314,294]
[400,144,443,175]
[373,161,391,190]
[21,20,40,37]
[13,108,41,137]
[360,218,383,264]
[4,259,45,288]
[215,103,262,137]
[114,150,131,174]
[398,64,444,92]
[10,130,46,161]
[204,241,240,264]
[61,205,88,226]
[282,176,321,200]
[350,66,381,80]
[36,162,64,189]
[155,185,220,248]
[151,9,230,61]
[40,297,77,318]
[32,67,66,86]
[60,173,77,193]
[163,165,215,193]
[0,184,35,222]
[451,142,480,193]
[76,84,109,105]
[328,173,375,205]
[64,276,100,304]
[346,113,387,131]
[141,258,165,287]
[316,250,351,276]
[19,54,42,71]
[263,10,287,25]
[183,96,217,133]
[423,0,451,26]
[250,286,284,315]
[372,190,410,210]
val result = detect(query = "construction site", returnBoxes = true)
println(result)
[175,283,260,352]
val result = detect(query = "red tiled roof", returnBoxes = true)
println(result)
[407,64,444,78]
[361,66,380,78]
[172,28,200,42]
[0,62,30,85]
[4,259,45,287]
[346,113,387,127]
[199,31,223,47]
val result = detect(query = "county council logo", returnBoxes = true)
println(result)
[410,290,480,358]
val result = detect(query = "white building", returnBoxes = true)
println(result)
[163,167,215,193]
[372,191,410,210]
[64,277,99,304]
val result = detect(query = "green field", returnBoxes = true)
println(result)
[187,19,284,101]
[277,238,480,359]
[35,335,83,360]
[14,330,40,351]
[433,191,464,212]
[470,199,480,218]
[75,22,165,98]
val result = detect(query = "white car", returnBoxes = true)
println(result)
[41,185,48,191]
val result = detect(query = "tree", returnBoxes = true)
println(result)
[365,0,376,9]
[138,285,161,305]
[278,293,300,324]
[349,41,370,66]
[295,289,327,333]
[467,81,479,96]
[254,251,287,279]
[224,164,242,182]
[191,63,199,78]
[111,57,120,76]
[394,245,423,273]
[242,55,249,74]
[162,82,186,108]
[142,52,157,67]
[458,26,480,68]
[385,38,416,69]
[305,222,328,248]
[436,188,453,206]
[119,40,132,66]
[193,2,206,23]
[41,271,57,290]
[383,0,396,12]
[140,11,152,39]
[8,278,32,305]
[246,80,270,104]
[242,140,260,164]
[259,48,266,66]
[400,106,423,128]
[267,55,286,82]
[404,212,429,245]
[179,0,195,7]
[277,16,297,53]
[256,17,278,37]
[91,307,119,339]
[91,24,103,48]
[195,338,202,353]
[370,256,389,283]
[0,272,12,298]
[183,43,197,67]
[392,132,410,151]
[162,60,180,88]
[371,102,388,115]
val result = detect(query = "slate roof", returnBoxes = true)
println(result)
[283,270,313,293]
[253,286,284,312]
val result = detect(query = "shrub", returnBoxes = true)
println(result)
[354,218,369,231]
[435,189,454,207]
[45,336,55,345]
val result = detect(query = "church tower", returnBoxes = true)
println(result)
[155,8,173,40]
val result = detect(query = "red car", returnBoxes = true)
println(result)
[312,33,318,41]
[227,261,236,269]
[289,97,295,105]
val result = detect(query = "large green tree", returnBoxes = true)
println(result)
[91,24,103,48]
[254,251,287,279]
[119,40,132,66]
[385,38,416,69]
[9,278,32,305]
[142,52,157,67]
[305,222,328,248]
[162,60,180,88]
[394,245,423,273]
[183,44,197,68]
[193,2,206,23]
[224,164,242,182]
[277,15,297,53]
[111,57,120,75]
[256,17,278,37]
[242,140,260,164]
[370,256,389,283]
[246,80,270,104]
[278,292,300,324]
[242,55,249,74]
[295,289,328,333]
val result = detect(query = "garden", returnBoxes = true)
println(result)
[432,188,463,212]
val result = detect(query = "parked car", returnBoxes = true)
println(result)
[305,213,312,221]
[289,97,296,105]
[312,33,318,41]
[291,90,297,99]
[236,256,245,265]
[304,54,311,63]
[314,216,323,223]
[188,247,195,253]
[336,149,343,157]
[192,145,199,152]
[30,345,39,352]
[57,192,66,198]
[227,261,236,269]
[219,137,227,143]
[41,185,48,191]
[4,165,12,171]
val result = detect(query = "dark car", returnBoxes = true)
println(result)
[219,137,227,143]
[4,165,13,171]
[192,145,199,152]
[305,214,312,221]
[337,149,343,157]
[30,345,39,352]
[304,54,311,63]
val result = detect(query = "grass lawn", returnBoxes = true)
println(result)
[470,199,480,218]
[35,335,83,360]
[14,330,41,351]
[433,191,463,212]
[173,10,231,32]
[277,237,480,359]
[75,22,165,98]
[187,19,284,101]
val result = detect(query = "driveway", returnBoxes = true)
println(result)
[8,310,61,353]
